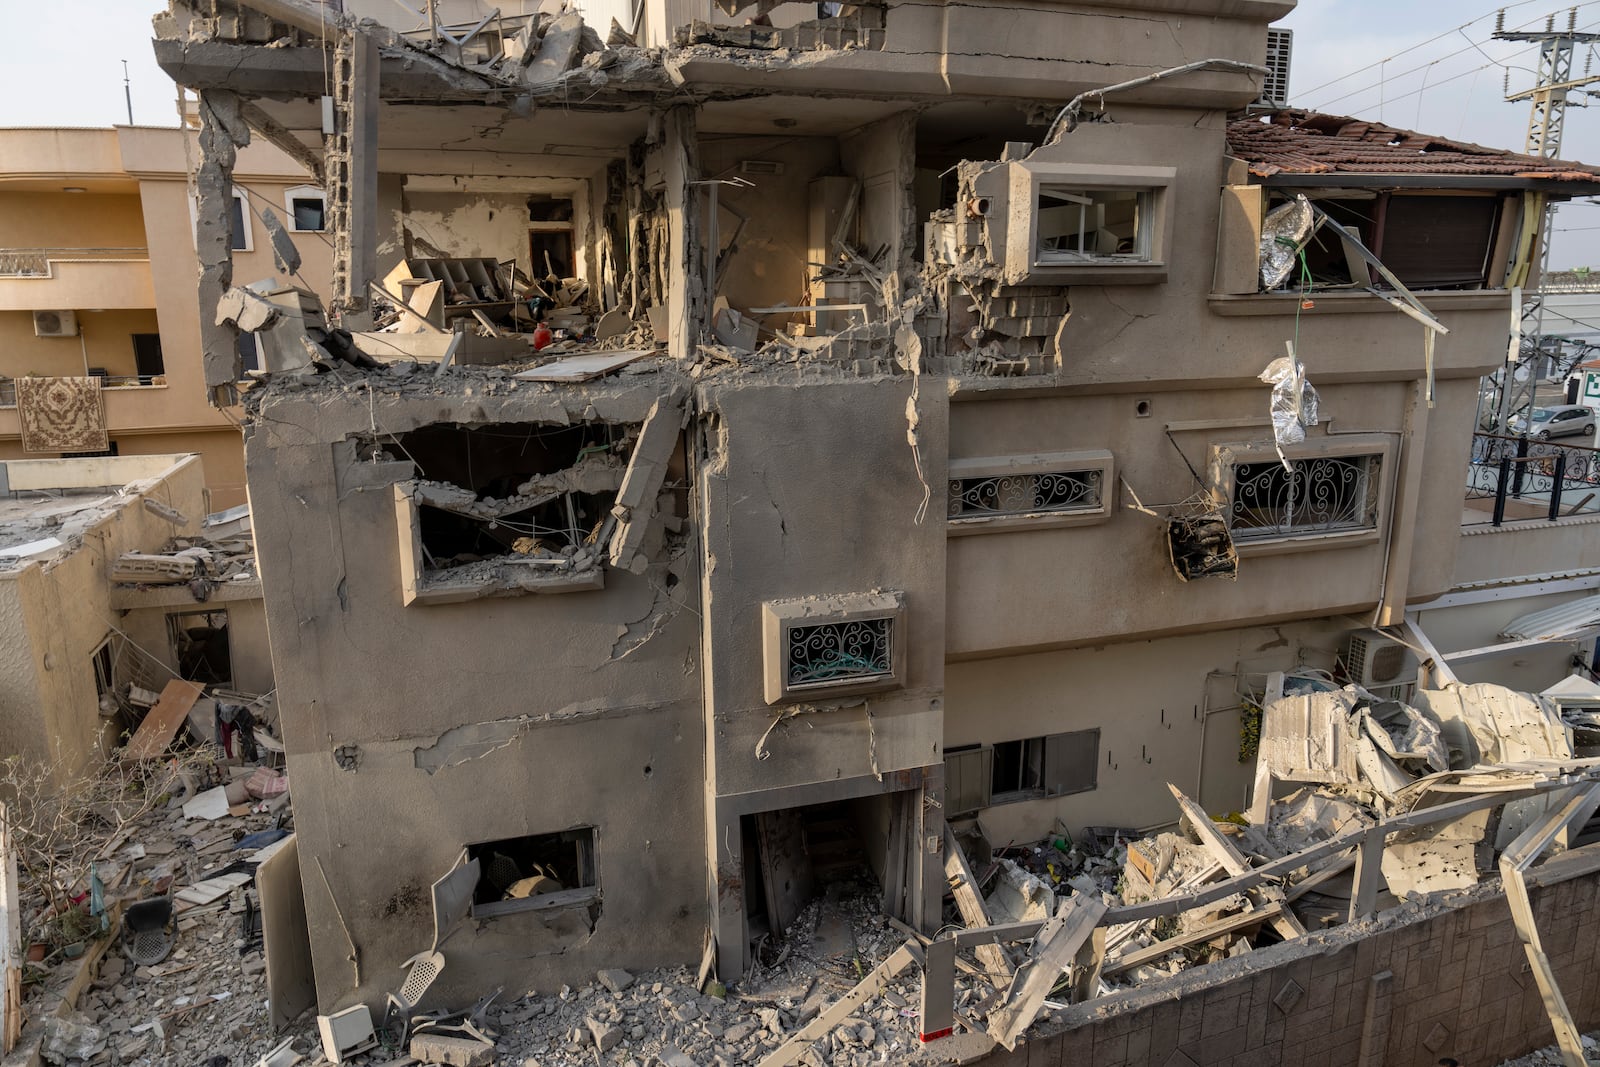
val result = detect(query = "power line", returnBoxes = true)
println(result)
[1298,0,1600,99]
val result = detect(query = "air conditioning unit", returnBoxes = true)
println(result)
[1256,28,1293,108]
[33,310,78,338]
[1344,630,1414,688]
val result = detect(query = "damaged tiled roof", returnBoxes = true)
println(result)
[1228,109,1600,182]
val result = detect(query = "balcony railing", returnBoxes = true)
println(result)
[0,375,163,409]
[1466,432,1600,525]
[0,247,148,278]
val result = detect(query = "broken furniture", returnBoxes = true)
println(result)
[121,897,176,967]
[316,1003,379,1063]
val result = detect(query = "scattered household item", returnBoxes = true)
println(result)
[122,897,176,967]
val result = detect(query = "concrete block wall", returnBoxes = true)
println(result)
[988,845,1600,1067]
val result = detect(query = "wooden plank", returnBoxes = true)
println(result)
[757,943,917,1067]
[1,805,19,1055]
[56,901,122,1014]
[123,679,204,761]
[1169,784,1308,941]
[1102,901,1282,978]
[986,896,1108,1050]
[512,350,650,382]
[942,822,1014,980]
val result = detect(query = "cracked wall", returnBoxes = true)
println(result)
[242,369,704,1008]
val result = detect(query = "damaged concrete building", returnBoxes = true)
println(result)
[149,0,1600,1053]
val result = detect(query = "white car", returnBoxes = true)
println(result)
[1510,405,1597,440]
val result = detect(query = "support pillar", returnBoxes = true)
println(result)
[662,106,702,362]
[195,89,251,404]
[329,31,379,330]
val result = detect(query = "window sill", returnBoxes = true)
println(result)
[948,508,1108,535]
[471,885,599,920]
[1208,290,1512,317]
[1231,527,1382,557]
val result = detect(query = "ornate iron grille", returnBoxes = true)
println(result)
[1229,455,1381,540]
[787,618,893,688]
[948,469,1101,519]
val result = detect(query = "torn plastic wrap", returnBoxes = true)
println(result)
[1258,194,1314,291]
[1258,355,1320,464]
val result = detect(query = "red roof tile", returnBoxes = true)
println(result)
[1227,109,1600,182]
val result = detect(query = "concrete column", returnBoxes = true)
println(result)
[912,769,945,933]
[663,106,702,362]
[329,31,379,330]
[1375,376,1432,626]
[709,802,746,980]
[195,89,251,404]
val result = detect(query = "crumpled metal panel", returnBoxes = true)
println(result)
[1500,594,1600,642]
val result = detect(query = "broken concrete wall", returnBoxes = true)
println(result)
[241,371,706,1008]
[693,372,948,973]
[1013,842,1600,1067]
[0,456,207,776]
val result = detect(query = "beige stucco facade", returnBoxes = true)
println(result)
[151,0,1600,1025]
[0,126,330,509]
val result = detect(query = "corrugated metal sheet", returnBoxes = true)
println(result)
[1500,595,1600,641]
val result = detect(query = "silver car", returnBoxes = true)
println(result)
[1510,404,1597,440]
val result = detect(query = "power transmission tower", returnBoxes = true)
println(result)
[1485,8,1600,430]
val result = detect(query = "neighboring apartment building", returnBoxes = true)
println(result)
[0,453,273,777]
[151,0,1600,1025]
[0,125,330,509]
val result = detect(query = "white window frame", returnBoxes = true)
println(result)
[282,185,327,233]
[947,449,1114,534]
[1005,162,1175,285]
[944,729,1100,812]
[1211,433,1395,555]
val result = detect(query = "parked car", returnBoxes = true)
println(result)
[1509,404,1597,440]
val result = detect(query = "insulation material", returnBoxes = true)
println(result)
[1257,194,1313,290]
[1258,354,1319,462]
[15,377,108,454]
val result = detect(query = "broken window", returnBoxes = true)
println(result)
[467,828,598,922]
[955,730,1101,809]
[762,592,906,704]
[387,420,641,604]
[1036,187,1152,263]
[167,610,232,687]
[1228,455,1382,542]
[283,186,327,233]
[92,636,115,699]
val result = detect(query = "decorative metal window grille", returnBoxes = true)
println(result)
[787,618,894,689]
[1230,455,1382,540]
[948,470,1102,519]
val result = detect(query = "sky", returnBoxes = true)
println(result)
[4,0,1600,266]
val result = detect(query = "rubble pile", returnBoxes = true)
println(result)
[111,531,258,601]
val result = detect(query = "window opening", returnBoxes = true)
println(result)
[988,729,1100,804]
[237,334,260,376]
[229,191,251,252]
[92,636,115,699]
[1037,187,1151,263]
[132,334,165,382]
[166,609,232,687]
[290,196,325,232]
[1229,455,1382,541]
[948,469,1102,519]
[467,828,597,920]
[786,617,894,690]
[390,421,625,574]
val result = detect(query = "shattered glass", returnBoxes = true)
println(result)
[1258,194,1314,291]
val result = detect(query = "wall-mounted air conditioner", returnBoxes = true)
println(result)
[1344,630,1414,689]
[1256,28,1293,108]
[32,310,78,338]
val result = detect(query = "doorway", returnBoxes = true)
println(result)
[167,609,232,686]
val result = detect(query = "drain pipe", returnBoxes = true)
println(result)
[1043,58,1270,144]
